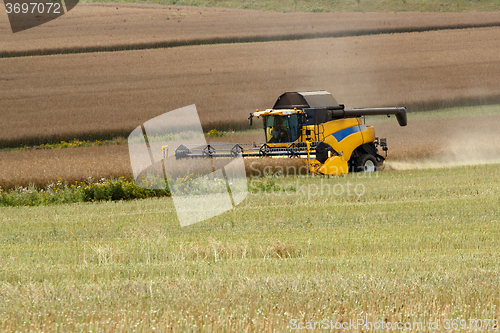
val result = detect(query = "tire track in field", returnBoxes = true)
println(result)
[2,22,500,58]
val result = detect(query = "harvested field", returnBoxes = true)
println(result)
[1,27,500,147]
[2,112,500,187]
[1,163,500,330]
[1,4,500,56]
[0,145,132,188]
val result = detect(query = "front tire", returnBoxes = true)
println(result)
[357,154,378,172]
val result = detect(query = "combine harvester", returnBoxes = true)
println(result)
[174,91,407,175]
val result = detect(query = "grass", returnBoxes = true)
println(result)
[0,164,499,330]
[81,0,500,12]
[0,138,126,153]
[0,177,170,206]
[0,172,281,205]
[1,130,229,152]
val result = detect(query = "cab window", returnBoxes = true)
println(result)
[265,115,300,143]
[265,116,288,143]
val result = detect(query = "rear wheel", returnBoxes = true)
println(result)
[357,154,378,172]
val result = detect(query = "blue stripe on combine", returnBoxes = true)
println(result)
[332,125,365,142]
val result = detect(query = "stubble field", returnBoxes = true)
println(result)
[1,164,499,331]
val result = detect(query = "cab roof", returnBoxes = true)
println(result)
[273,91,340,109]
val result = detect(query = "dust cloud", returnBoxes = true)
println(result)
[380,113,500,170]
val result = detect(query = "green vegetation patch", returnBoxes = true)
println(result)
[3,130,242,152]
[0,177,169,206]
[0,174,278,206]
[1,138,125,153]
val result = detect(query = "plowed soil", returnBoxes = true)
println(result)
[0,145,132,188]
[1,26,500,147]
[1,4,499,55]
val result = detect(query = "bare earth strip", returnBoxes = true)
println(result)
[1,27,500,146]
[0,4,500,56]
[0,145,132,188]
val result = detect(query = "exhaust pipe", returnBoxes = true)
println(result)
[335,107,407,126]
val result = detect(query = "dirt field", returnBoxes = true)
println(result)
[0,145,132,188]
[1,25,500,147]
[1,4,499,56]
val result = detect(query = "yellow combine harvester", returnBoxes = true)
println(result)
[175,91,407,176]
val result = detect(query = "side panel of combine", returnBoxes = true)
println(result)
[315,156,348,175]
[361,126,376,143]
[311,118,377,175]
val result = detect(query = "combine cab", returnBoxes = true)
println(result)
[175,91,407,176]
